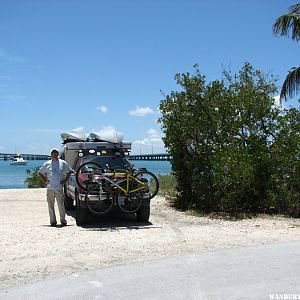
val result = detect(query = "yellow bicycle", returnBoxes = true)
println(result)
[76,161,159,215]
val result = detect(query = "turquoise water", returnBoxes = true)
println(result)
[130,160,172,176]
[0,160,47,189]
[0,159,172,189]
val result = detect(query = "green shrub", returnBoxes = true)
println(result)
[25,166,46,188]
[159,63,300,217]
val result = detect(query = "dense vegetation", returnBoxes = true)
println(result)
[158,63,300,217]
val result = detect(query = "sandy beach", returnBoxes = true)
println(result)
[0,188,300,289]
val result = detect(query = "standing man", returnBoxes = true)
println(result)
[39,148,73,227]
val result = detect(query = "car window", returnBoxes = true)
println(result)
[81,155,131,170]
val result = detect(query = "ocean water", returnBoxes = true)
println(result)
[130,160,172,176]
[0,160,46,189]
[0,159,172,189]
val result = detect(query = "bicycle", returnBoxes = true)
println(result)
[75,161,159,216]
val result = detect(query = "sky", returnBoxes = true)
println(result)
[0,0,299,155]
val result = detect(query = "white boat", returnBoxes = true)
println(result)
[10,154,27,165]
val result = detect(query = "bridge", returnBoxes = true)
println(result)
[0,153,51,161]
[128,153,172,161]
[0,152,172,161]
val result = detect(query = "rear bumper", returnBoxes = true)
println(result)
[78,193,86,201]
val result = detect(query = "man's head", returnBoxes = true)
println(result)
[50,148,59,160]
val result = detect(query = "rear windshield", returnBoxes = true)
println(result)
[82,155,131,170]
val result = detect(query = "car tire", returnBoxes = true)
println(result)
[136,200,150,222]
[64,186,74,210]
[75,192,87,225]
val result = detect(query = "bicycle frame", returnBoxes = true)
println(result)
[91,171,147,195]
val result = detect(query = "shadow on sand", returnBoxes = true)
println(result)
[66,208,160,231]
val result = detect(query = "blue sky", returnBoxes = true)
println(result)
[0,0,299,155]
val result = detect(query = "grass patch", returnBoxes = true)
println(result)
[158,175,177,197]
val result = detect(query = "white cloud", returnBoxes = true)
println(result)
[273,95,280,106]
[0,94,27,104]
[96,105,108,113]
[273,95,286,109]
[131,128,166,154]
[0,48,26,64]
[133,128,164,146]
[147,129,157,136]
[129,106,154,117]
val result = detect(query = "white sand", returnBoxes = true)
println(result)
[0,188,299,289]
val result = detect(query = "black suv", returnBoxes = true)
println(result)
[62,143,152,225]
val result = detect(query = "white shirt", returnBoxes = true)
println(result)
[39,159,72,190]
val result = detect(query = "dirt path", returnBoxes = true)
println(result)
[0,188,300,289]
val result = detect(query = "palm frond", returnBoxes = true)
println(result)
[280,67,300,101]
[273,3,300,41]
[290,3,300,14]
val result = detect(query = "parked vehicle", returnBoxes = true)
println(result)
[61,139,158,225]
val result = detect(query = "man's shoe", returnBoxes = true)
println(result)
[61,221,67,227]
[50,223,57,227]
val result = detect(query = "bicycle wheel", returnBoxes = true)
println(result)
[132,171,159,200]
[117,189,143,213]
[85,183,114,215]
[76,162,103,191]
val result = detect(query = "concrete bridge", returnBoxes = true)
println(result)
[0,153,51,161]
[0,152,171,161]
[128,153,171,161]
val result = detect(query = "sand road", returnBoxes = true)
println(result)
[0,188,300,289]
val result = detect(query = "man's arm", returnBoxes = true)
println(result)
[38,172,48,185]
[60,171,72,185]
